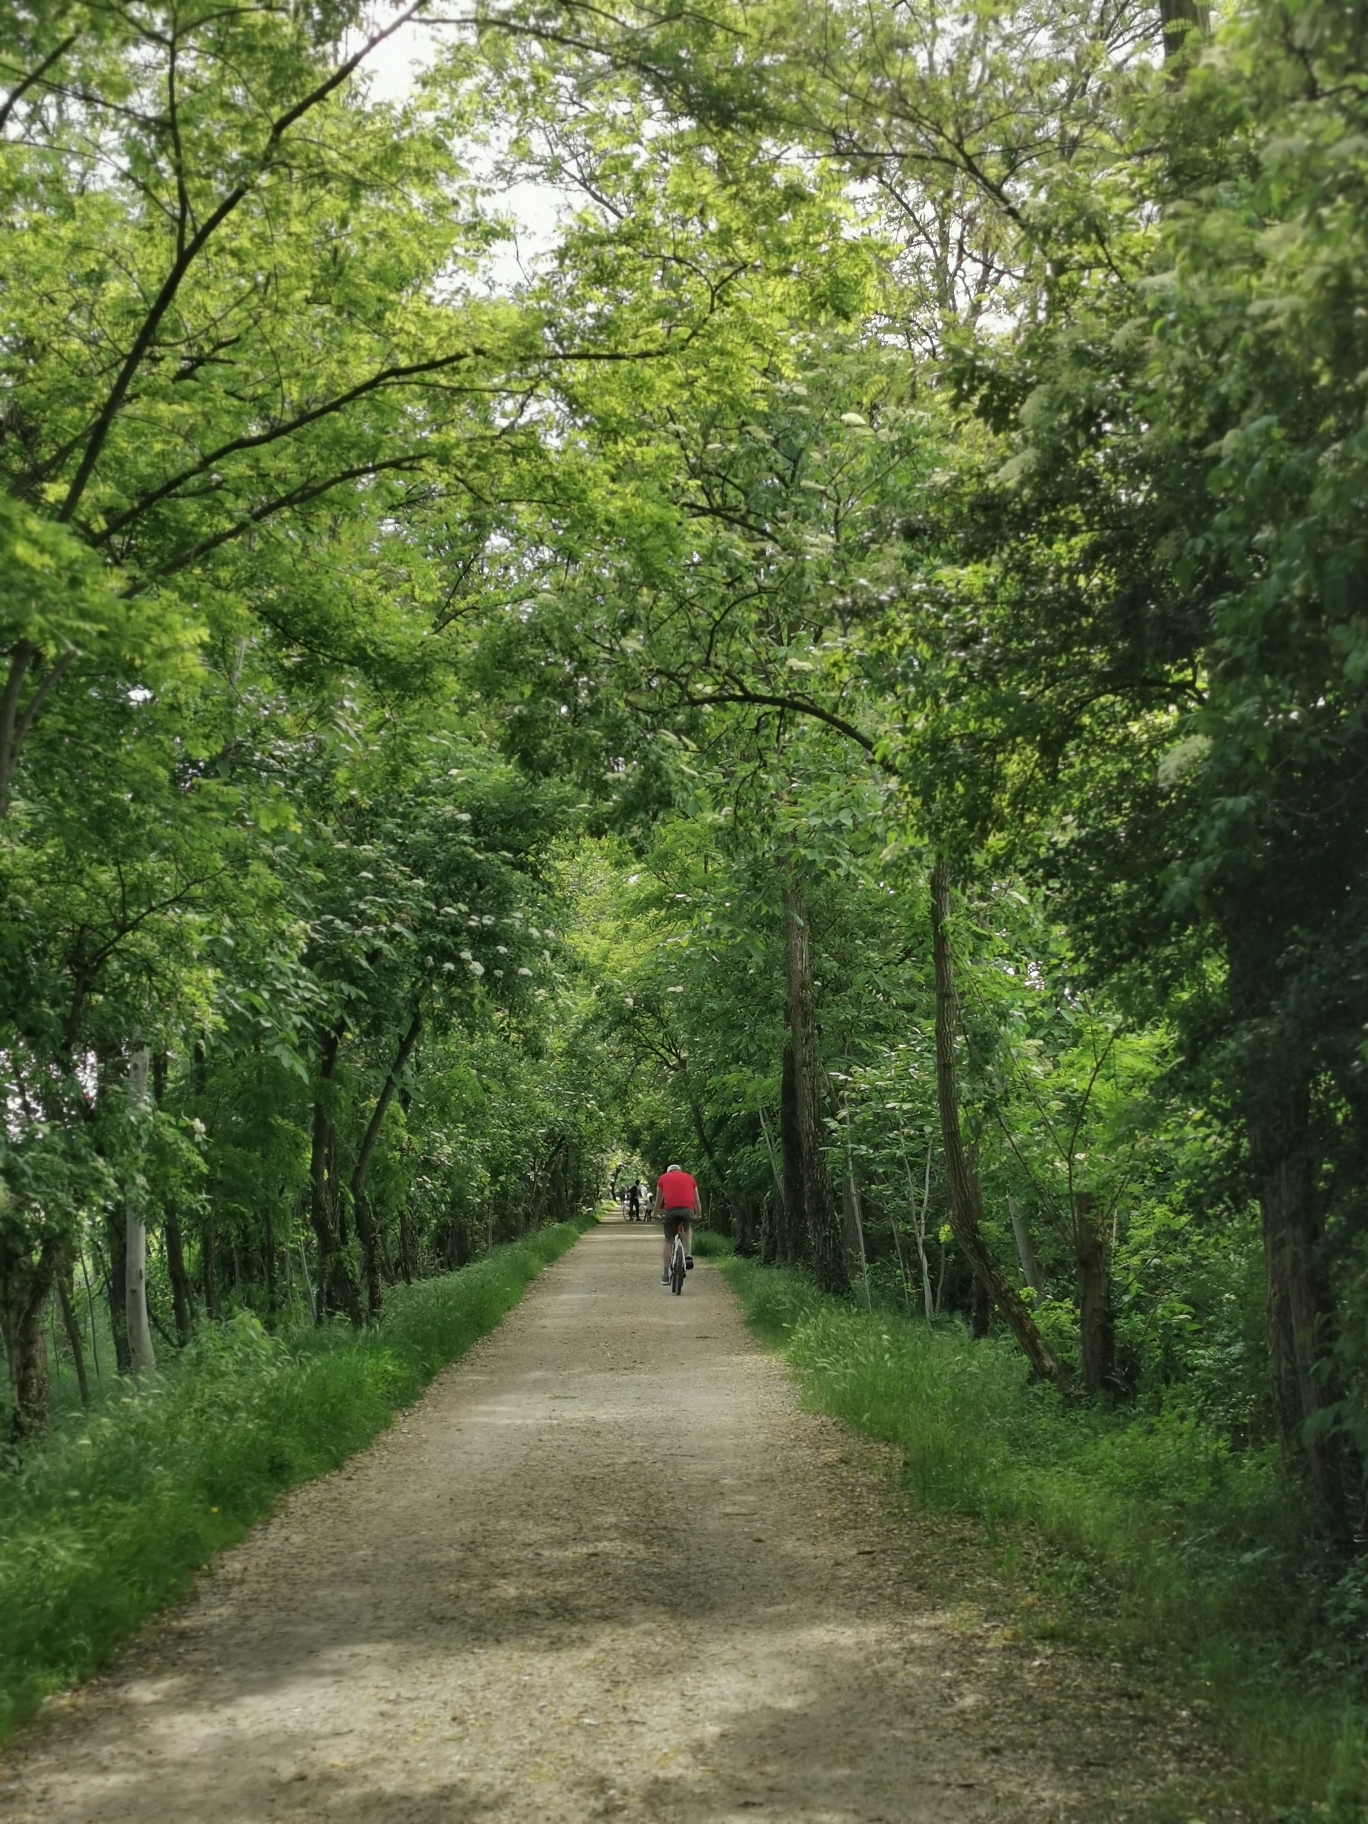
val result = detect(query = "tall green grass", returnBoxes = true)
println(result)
[720,1254,1368,1824]
[0,1219,590,1741]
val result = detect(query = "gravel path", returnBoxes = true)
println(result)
[0,1224,1198,1823]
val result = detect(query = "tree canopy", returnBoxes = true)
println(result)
[5,0,1368,1587]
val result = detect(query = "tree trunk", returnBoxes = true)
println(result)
[124,1205,155,1377]
[842,1164,871,1307]
[1159,0,1209,61]
[124,1048,156,1378]
[264,1200,278,1316]
[104,1222,131,1373]
[56,1259,90,1406]
[931,861,1068,1390]
[734,1198,758,1258]
[350,1001,424,1320]
[906,1142,936,1321]
[201,1207,221,1320]
[970,1274,991,1339]
[1248,1080,1354,1525]
[298,1236,316,1323]
[778,1043,804,1269]
[163,1207,195,1344]
[1008,1196,1046,1299]
[310,1022,362,1326]
[191,1044,221,1322]
[1073,1192,1115,1395]
[445,1216,472,1271]
[399,1201,418,1284]
[5,1239,59,1438]
[784,874,848,1295]
[78,1249,101,1381]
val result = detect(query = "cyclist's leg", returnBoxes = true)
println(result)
[684,1222,694,1269]
[661,1217,672,1281]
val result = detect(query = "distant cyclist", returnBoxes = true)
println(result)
[656,1163,700,1284]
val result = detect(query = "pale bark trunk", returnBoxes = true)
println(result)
[1008,1196,1046,1300]
[842,1164,871,1308]
[931,861,1068,1390]
[906,1143,936,1321]
[784,874,847,1294]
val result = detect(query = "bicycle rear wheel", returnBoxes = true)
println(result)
[671,1241,685,1295]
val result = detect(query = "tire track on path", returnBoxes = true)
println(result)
[0,1223,1184,1823]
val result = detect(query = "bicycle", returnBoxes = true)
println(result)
[668,1224,686,1295]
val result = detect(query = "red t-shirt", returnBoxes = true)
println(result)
[656,1170,697,1212]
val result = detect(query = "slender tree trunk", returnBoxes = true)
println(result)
[191,1042,221,1321]
[298,1237,316,1323]
[349,1001,424,1319]
[784,874,847,1294]
[842,1160,871,1309]
[399,1201,417,1284]
[778,1043,804,1268]
[163,1207,195,1344]
[906,1142,936,1322]
[310,1022,362,1327]
[1008,1196,1046,1300]
[970,1275,991,1339]
[1073,1192,1115,1395]
[79,1248,101,1381]
[201,1207,221,1320]
[124,1048,156,1378]
[56,1260,90,1407]
[103,1223,131,1373]
[931,861,1068,1390]
[1247,1079,1353,1525]
[264,1201,277,1316]
[733,1198,758,1258]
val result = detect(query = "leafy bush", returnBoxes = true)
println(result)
[0,1221,588,1741]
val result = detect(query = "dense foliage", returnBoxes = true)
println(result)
[6,0,1368,1807]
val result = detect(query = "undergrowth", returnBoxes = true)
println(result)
[718,1251,1368,1824]
[0,1218,590,1742]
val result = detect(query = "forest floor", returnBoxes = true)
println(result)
[0,1222,1237,1824]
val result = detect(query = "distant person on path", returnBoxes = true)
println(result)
[628,1180,642,1222]
[656,1164,699,1284]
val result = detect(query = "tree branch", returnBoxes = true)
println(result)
[0,32,79,132]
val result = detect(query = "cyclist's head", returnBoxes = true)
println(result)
[667,1163,682,1174]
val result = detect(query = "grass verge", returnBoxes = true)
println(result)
[717,1251,1368,1824]
[0,1218,591,1742]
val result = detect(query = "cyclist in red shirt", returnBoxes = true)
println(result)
[656,1164,700,1284]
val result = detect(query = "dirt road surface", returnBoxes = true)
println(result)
[0,1224,1201,1823]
